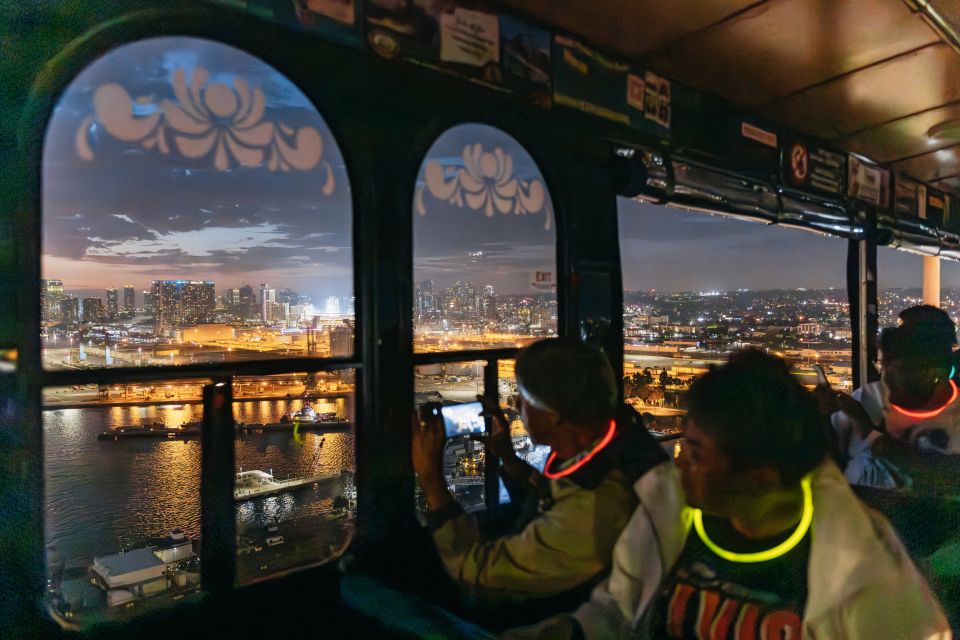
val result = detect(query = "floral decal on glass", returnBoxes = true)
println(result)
[416,143,552,229]
[75,66,335,192]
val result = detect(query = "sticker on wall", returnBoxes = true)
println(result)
[626,73,645,111]
[553,35,632,125]
[848,155,890,208]
[439,7,499,68]
[212,0,363,47]
[740,122,777,148]
[500,16,551,87]
[895,176,921,218]
[365,0,441,62]
[643,71,670,129]
[292,0,363,46]
[781,135,845,196]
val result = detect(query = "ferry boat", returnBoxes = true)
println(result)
[286,404,337,424]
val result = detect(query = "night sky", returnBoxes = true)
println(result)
[619,199,960,293]
[41,37,954,305]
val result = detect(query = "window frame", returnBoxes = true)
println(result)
[18,23,368,625]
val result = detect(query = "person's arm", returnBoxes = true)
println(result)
[475,394,538,486]
[411,407,458,513]
[501,462,689,640]
[833,511,950,639]
[433,474,635,595]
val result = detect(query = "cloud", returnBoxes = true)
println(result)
[84,223,290,259]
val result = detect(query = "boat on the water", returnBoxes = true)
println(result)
[284,404,337,424]
[97,422,199,441]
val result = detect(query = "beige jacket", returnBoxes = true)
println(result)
[432,464,643,597]
[564,460,950,639]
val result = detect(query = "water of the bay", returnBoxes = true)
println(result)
[43,398,354,569]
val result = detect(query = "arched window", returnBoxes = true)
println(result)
[43,37,353,364]
[412,124,556,512]
[413,124,556,353]
[41,37,356,625]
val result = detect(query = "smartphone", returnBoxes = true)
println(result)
[813,364,829,387]
[437,401,485,438]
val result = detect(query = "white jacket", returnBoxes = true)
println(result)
[568,460,950,639]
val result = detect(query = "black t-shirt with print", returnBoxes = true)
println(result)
[645,514,810,639]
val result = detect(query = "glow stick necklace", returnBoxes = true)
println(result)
[692,475,813,563]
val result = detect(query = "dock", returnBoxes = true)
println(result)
[234,470,341,501]
[97,421,352,440]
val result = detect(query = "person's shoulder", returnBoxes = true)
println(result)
[852,381,883,403]
[853,381,887,421]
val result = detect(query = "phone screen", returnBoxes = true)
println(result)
[440,401,485,438]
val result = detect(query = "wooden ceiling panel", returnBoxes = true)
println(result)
[843,102,960,163]
[891,144,960,183]
[493,0,758,57]
[646,0,939,107]
[766,44,960,140]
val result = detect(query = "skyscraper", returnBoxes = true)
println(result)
[226,287,242,317]
[151,280,216,330]
[123,285,135,315]
[82,297,104,323]
[259,284,275,323]
[453,281,477,316]
[105,288,119,320]
[277,288,299,305]
[481,285,497,320]
[143,290,155,316]
[40,279,64,323]
[239,285,257,319]
[329,326,353,357]
[415,281,434,317]
[59,296,79,324]
[324,296,341,315]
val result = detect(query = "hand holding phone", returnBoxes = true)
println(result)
[438,401,486,438]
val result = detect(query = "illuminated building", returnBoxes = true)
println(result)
[143,290,155,316]
[415,281,434,318]
[40,279,64,323]
[151,280,216,331]
[82,297,104,323]
[329,326,353,357]
[122,285,135,315]
[105,288,119,319]
[481,285,496,320]
[323,296,340,316]
[259,284,275,323]
[59,296,79,324]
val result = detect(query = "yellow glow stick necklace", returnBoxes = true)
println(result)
[692,475,813,563]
